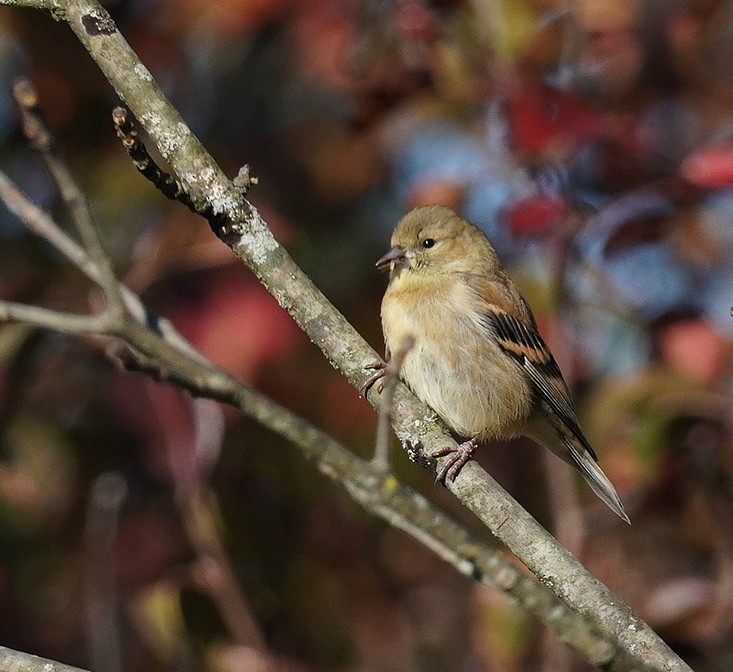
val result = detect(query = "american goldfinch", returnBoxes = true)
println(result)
[376,205,630,523]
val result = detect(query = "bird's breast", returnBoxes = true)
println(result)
[381,276,532,438]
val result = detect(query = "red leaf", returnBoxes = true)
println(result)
[681,144,733,187]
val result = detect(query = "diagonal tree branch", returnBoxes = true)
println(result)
[0,646,89,672]
[0,174,650,671]
[0,1,692,671]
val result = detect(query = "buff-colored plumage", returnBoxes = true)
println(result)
[377,205,629,523]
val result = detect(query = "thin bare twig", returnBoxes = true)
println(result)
[84,472,128,672]
[545,226,587,556]
[144,387,269,652]
[112,107,257,206]
[373,335,414,473]
[111,107,197,211]
[12,78,124,316]
[0,170,104,281]
[183,489,268,651]
[0,300,114,333]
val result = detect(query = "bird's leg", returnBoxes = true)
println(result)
[432,437,480,483]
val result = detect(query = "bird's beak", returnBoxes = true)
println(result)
[376,246,407,272]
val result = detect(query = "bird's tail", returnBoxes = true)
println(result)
[528,416,630,523]
[566,443,630,524]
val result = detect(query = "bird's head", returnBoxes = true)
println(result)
[376,205,499,279]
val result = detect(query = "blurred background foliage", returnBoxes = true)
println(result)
[1,0,733,670]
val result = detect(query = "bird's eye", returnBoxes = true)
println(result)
[421,238,436,249]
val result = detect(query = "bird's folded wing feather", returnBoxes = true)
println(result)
[479,308,598,462]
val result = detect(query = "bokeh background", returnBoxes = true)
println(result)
[1,0,733,670]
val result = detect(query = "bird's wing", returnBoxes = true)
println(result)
[480,308,598,462]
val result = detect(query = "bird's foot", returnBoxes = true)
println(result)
[360,360,386,397]
[432,437,480,483]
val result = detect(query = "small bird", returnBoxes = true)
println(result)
[376,205,629,523]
